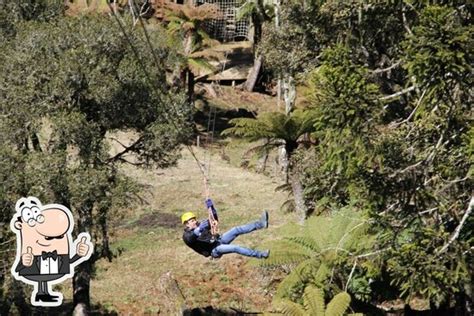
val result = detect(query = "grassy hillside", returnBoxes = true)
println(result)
[76,145,291,314]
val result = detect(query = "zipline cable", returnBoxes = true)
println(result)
[108,2,209,181]
[110,3,223,239]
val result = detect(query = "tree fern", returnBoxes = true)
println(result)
[303,285,325,316]
[274,285,352,316]
[325,292,351,316]
[286,236,322,253]
[260,239,313,267]
[223,109,317,152]
[274,299,306,316]
[262,208,375,306]
[275,260,329,299]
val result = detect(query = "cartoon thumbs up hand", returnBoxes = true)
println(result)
[22,247,34,267]
[76,236,90,257]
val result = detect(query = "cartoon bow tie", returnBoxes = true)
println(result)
[41,250,58,260]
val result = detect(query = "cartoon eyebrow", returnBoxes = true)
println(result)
[30,200,37,205]
[19,202,25,208]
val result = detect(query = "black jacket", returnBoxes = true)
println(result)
[15,253,81,276]
[182,224,218,257]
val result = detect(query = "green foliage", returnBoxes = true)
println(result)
[237,0,273,21]
[369,5,472,306]
[386,227,469,304]
[303,285,325,316]
[293,2,473,311]
[274,285,352,316]
[259,1,410,79]
[303,45,382,212]
[325,291,351,316]
[224,109,317,157]
[0,10,192,310]
[308,45,381,178]
[403,5,473,99]
[165,3,221,70]
[261,208,375,303]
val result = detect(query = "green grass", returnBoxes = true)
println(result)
[88,143,294,314]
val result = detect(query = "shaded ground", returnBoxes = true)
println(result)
[7,301,118,316]
[128,211,181,229]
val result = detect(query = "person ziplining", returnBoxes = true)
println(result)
[177,83,270,260]
[181,199,270,259]
[106,1,271,260]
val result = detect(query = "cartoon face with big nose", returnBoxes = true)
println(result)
[10,197,93,307]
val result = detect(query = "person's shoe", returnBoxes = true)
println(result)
[259,210,269,229]
[261,249,270,259]
[35,294,58,303]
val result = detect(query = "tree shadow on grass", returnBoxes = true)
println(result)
[11,301,118,316]
[184,306,262,315]
[126,210,181,230]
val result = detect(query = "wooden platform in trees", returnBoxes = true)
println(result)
[196,41,254,82]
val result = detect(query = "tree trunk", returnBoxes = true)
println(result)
[4,279,31,316]
[283,75,296,114]
[73,260,92,316]
[278,82,296,181]
[244,55,263,92]
[253,13,262,45]
[73,200,94,316]
[256,139,269,173]
[98,204,112,261]
[187,69,195,103]
[289,170,308,225]
[277,76,282,109]
[278,146,289,183]
[274,0,280,28]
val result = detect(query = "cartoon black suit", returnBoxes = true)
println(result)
[10,197,93,307]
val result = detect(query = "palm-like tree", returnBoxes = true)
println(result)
[223,109,317,223]
[237,0,273,44]
[275,285,358,316]
[260,209,373,300]
[165,3,223,100]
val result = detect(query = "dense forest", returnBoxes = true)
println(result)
[0,0,472,315]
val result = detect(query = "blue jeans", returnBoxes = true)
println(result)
[211,220,266,258]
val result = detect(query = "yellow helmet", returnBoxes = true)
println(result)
[181,212,196,224]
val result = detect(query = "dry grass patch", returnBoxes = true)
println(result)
[198,84,279,114]
[90,145,293,314]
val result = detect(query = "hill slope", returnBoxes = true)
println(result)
[87,145,291,314]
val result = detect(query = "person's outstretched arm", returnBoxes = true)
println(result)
[205,198,218,221]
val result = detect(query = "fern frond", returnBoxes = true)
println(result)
[276,259,320,299]
[325,292,351,316]
[274,299,306,316]
[187,57,215,73]
[301,217,332,250]
[259,248,311,267]
[223,117,276,140]
[236,1,256,20]
[286,236,321,253]
[312,263,330,285]
[303,285,325,316]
